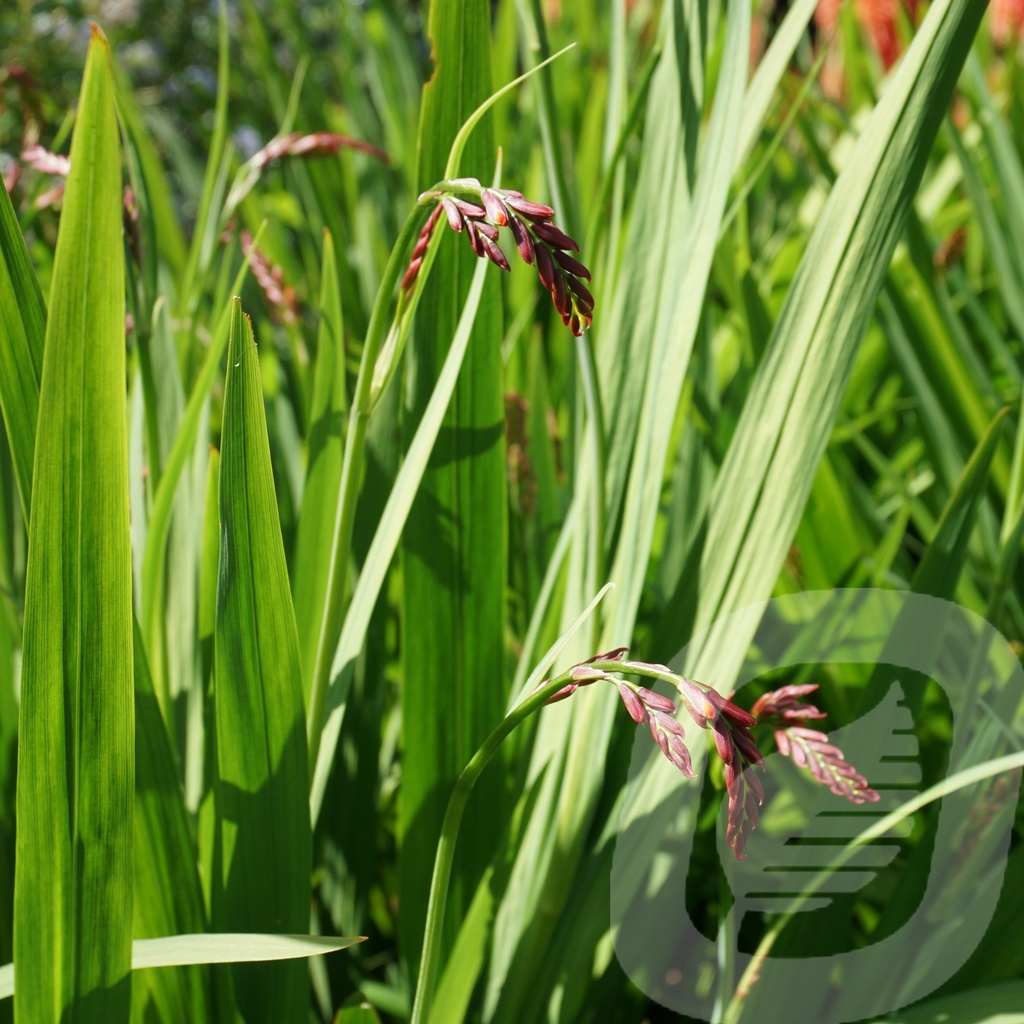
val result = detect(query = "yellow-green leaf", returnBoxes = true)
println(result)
[13,25,133,1024]
[212,300,311,1023]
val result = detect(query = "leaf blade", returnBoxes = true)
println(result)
[13,26,133,1023]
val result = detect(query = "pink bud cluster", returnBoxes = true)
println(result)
[250,131,388,170]
[542,649,764,858]
[410,179,594,336]
[751,684,879,805]
[238,229,300,325]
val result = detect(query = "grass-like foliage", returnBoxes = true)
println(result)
[1,2,1024,1023]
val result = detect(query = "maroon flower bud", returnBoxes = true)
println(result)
[618,684,646,724]
[479,234,511,271]
[569,665,608,685]
[502,194,556,221]
[711,721,733,763]
[665,734,695,777]
[638,688,677,715]
[533,221,580,252]
[465,221,484,258]
[453,198,487,219]
[745,769,765,803]
[535,244,557,293]
[677,680,716,728]
[551,248,592,282]
[750,683,827,722]
[584,647,629,663]
[552,271,570,318]
[566,275,595,312]
[649,716,669,754]
[441,197,464,232]
[481,188,510,226]
[569,314,582,337]
[401,258,422,291]
[650,709,685,737]
[475,221,500,241]
[731,728,765,769]
[545,682,577,704]
[509,215,536,265]
[705,688,757,728]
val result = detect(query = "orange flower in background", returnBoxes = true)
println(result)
[992,0,1024,45]
[816,0,909,68]
[815,0,923,71]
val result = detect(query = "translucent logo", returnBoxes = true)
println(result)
[611,589,1022,1023]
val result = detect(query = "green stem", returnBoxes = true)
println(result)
[409,670,576,1024]
[305,203,427,774]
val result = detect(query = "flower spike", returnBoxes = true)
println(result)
[406,178,594,335]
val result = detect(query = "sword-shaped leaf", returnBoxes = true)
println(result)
[211,299,311,1023]
[14,26,133,1024]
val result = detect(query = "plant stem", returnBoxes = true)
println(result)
[409,671,576,1024]
[305,203,426,774]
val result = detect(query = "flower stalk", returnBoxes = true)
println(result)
[408,669,581,1024]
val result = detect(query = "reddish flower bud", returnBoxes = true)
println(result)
[545,682,577,704]
[618,684,647,724]
[533,221,580,252]
[475,220,500,241]
[731,728,765,769]
[584,647,628,663]
[503,194,556,221]
[569,665,607,685]
[479,234,511,271]
[551,248,592,281]
[705,688,757,728]
[566,275,595,312]
[651,709,685,738]
[649,717,669,755]
[453,198,487,219]
[665,735,695,777]
[441,197,464,232]
[552,271,570,318]
[509,215,536,265]
[535,244,557,292]
[638,688,677,714]
[481,188,510,225]
[402,258,422,291]
[711,722,733,763]
[465,221,484,257]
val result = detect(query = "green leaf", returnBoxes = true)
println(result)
[0,933,364,1001]
[309,254,492,820]
[0,145,45,520]
[13,26,134,1023]
[212,300,312,1024]
[683,0,986,685]
[335,1001,384,1024]
[140,225,264,713]
[874,982,1024,1024]
[399,0,507,979]
[131,620,212,1024]
[293,229,346,701]
[130,933,361,970]
[910,407,1008,599]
